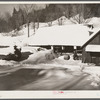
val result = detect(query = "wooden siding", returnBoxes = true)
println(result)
[82,32,100,65]
[82,48,92,63]
[90,33,100,45]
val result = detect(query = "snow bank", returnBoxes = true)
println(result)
[83,67,100,76]
[22,49,57,64]
[52,16,74,26]
[0,60,17,66]
[0,46,14,55]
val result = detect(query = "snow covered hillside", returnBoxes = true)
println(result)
[0,16,99,47]
[0,22,48,47]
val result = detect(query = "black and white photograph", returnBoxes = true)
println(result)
[0,1,100,97]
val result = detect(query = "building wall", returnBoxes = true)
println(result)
[53,46,74,53]
[90,32,100,44]
[82,32,100,65]
[82,48,92,63]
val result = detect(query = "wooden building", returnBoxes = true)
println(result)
[82,29,100,65]
[28,24,89,53]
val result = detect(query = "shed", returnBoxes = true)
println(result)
[82,28,100,65]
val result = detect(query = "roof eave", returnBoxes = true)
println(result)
[81,30,100,49]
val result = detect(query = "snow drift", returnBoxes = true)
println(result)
[22,49,57,64]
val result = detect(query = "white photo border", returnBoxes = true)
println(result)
[0,1,100,99]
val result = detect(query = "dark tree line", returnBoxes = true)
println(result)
[0,4,100,33]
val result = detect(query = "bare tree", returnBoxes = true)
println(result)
[69,4,85,24]
[4,12,11,22]
[19,4,36,37]
[4,12,12,32]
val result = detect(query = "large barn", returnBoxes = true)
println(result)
[28,24,90,53]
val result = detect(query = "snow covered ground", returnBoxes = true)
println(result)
[0,46,99,90]
[0,17,100,90]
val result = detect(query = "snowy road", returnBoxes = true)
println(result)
[0,65,99,90]
[0,47,99,90]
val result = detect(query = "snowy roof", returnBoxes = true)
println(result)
[85,17,100,28]
[86,45,100,52]
[28,24,90,46]
[82,28,100,48]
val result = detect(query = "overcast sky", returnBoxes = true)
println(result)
[0,4,18,15]
[0,4,47,16]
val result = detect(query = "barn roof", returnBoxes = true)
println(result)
[86,45,100,52]
[28,24,90,47]
[82,28,100,48]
